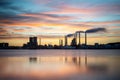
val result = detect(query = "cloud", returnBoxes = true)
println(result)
[0,0,119,40]
[0,0,26,13]
[43,5,95,14]
[69,20,120,28]
[0,0,35,26]
[0,28,7,33]
[20,13,75,21]
[0,9,76,27]
[43,3,120,16]
[0,27,9,36]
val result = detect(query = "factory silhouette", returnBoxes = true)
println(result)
[0,28,120,49]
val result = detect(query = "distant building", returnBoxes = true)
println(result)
[71,38,77,46]
[23,37,38,49]
[29,37,38,46]
[0,43,9,48]
[94,43,99,48]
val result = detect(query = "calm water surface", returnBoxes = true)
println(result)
[0,50,120,80]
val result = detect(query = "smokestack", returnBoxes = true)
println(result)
[65,36,67,46]
[74,33,77,46]
[59,39,61,46]
[78,32,81,46]
[85,32,87,46]
[39,38,41,45]
[61,40,63,46]
[59,39,63,46]
[76,31,84,46]
[86,28,106,33]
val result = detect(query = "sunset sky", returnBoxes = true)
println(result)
[0,0,120,46]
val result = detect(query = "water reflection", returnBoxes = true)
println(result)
[0,55,120,80]
[28,56,108,74]
[29,57,37,63]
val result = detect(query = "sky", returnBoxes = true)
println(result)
[0,0,120,46]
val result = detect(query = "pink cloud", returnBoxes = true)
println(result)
[44,5,96,14]
[43,4,120,15]
[33,0,52,4]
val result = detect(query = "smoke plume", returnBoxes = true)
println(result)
[67,34,74,37]
[76,31,84,33]
[86,28,106,33]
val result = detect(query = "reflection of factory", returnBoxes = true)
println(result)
[29,56,108,73]
[29,56,83,63]
[28,56,90,67]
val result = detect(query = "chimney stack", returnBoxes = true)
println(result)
[39,38,41,45]
[74,33,77,46]
[59,39,63,46]
[65,36,67,46]
[85,32,87,46]
[61,40,63,46]
[78,32,81,46]
[59,39,61,46]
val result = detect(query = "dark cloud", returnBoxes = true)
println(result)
[29,13,71,19]
[0,0,11,6]
[0,0,75,26]
[0,0,34,25]
[0,13,39,25]
[0,0,26,13]
[0,0,73,25]
[86,28,107,33]
[0,12,74,26]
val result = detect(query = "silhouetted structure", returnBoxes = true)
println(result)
[78,32,81,46]
[74,33,77,46]
[0,43,9,49]
[85,32,87,46]
[39,38,41,45]
[29,37,38,46]
[23,37,38,49]
[1,34,120,49]
[59,39,63,46]
[71,38,77,47]
[65,36,68,46]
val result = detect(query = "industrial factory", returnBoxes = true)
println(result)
[0,28,120,49]
[21,28,119,49]
[22,30,89,49]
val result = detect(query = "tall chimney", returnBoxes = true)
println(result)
[59,39,63,46]
[85,32,87,46]
[65,36,67,46]
[74,33,77,46]
[59,39,61,46]
[61,40,63,46]
[78,32,81,46]
[39,38,41,45]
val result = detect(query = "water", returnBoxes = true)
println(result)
[0,50,120,80]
